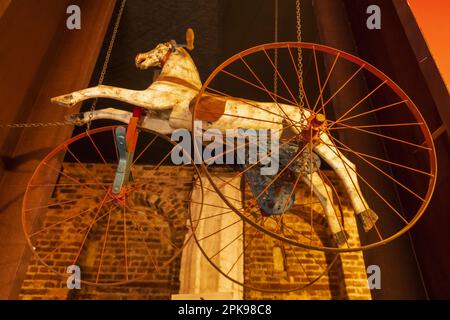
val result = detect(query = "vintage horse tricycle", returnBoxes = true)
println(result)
[23,29,436,288]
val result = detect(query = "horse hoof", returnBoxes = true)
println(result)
[51,94,75,108]
[333,230,348,247]
[357,208,379,232]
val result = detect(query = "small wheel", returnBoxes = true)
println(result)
[189,175,340,293]
[192,42,437,252]
[22,126,200,286]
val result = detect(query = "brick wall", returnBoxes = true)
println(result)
[243,171,371,300]
[20,163,194,300]
[19,163,371,300]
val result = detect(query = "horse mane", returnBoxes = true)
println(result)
[160,47,202,88]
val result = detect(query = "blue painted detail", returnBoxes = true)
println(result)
[241,142,321,215]
[113,126,128,194]
[279,144,321,175]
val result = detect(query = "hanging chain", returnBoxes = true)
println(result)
[296,0,305,107]
[86,0,127,130]
[0,0,127,130]
[0,121,74,129]
[273,0,279,100]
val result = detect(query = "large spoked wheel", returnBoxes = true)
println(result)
[189,175,340,293]
[192,42,437,252]
[23,126,200,286]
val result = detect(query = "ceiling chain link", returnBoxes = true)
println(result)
[296,0,305,107]
[87,0,127,130]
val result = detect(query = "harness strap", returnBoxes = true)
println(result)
[154,75,225,122]
[155,75,200,91]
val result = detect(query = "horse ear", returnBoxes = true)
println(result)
[186,28,194,51]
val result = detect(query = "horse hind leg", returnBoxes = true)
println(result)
[302,171,347,247]
[67,108,132,125]
[68,108,175,134]
[314,132,379,232]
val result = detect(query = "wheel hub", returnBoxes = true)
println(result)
[299,112,326,144]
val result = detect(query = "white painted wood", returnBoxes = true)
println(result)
[178,174,243,300]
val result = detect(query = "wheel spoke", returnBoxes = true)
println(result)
[311,49,340,113]
[65,145,109,192]
[328,122,423,130]
[41,161,100,194]
[220,68,297,106]
[196,218,242,242]
[322,140,432,177]
[332,80,387,125]
[238,55,300,131]
[276,158,307,233]
[72,192,110,265]
[96,204,113,283]
[319,137,409,225]
[262,48,299,105]
[208,230,243,261]
[29,200,112,238]
[127,218,161,274]
[254,143,308,203]
[190,209,235,223]
[225,222,261,276]
[215,134,299,192]
[205,86,302,124]
[25,195,98,213]
[39,208,114,261]
[315,64,365,116]
[309,133,314,244]
[112,127,119,161]
[29,182,110,188]
[287,45,312,110]
[328,135,426,202]
[330,122,431,150]
[86,131,108,164]
[130,135,158,168]
[338,100,407,123]
[317,169,349,248]
[127,145,177,192]
[123,206,129,281]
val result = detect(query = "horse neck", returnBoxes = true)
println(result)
[159,48,202,89]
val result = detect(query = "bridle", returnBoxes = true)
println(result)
[160,40,177,67]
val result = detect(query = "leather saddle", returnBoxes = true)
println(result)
[189,93,227,122]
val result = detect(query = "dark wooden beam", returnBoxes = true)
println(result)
[392,0,450,138]
[314,0,428,299]
[343,0,450,299]
[0,0,116,299]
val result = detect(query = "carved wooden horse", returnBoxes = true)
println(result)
[51,31,378,246]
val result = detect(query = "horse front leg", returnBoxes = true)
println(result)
[51,85,163,110]
[301,171,347,247]
[314,132,379,232]
[68,108,175,134]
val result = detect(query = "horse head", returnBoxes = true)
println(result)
[135,41,175,70]
[135,28,195,70]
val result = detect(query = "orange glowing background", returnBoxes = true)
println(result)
[408,0,450,89]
